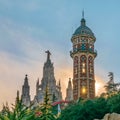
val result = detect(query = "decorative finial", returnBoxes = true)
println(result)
[45,50,51,61]
[81,10,86,26]
[82,9,84,18]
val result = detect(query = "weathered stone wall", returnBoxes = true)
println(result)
[94,113,120,120]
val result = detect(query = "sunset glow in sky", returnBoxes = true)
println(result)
[0,0,120,109]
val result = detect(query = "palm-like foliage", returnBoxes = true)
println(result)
[0,88,57,120]
[0,91,35,120]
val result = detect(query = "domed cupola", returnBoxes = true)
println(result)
[72,14,95,38]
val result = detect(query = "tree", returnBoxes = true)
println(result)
[104,72,120,96]
[107,93,120,114]
[58,97,110,120]
[35,86,56,120]
[0,91,34,120]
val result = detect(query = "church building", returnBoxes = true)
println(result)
[21,51,62,106]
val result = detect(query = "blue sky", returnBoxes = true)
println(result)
[0,0,120,108]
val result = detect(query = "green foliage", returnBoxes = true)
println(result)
[0,92,34,120]
[34,86,56,120]
[1,91,120,120]
[93,97,110,119]
[58,97,110,120]
[107,93,120,114]
[0,100,34,120]
[0,87,57,120]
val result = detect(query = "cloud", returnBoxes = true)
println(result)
[0,17,44,109]
[0,50,73,109]
[0,17,73,109]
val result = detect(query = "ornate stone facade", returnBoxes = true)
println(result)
[70,14,97,100]
[34,51,62,104]
[21,51,62,106]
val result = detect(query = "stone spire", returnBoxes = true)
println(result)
[42,50,55,90]
[34,51,62,103]
[21,75,30,106]
[65,78,73,101]
[58,79,62,100]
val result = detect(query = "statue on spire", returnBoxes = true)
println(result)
[45,50,51,61]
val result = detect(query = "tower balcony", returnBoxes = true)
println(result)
[70,49,97,58]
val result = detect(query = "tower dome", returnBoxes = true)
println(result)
[72,17,95,38]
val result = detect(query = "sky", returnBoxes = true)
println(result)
[0,0,120,109]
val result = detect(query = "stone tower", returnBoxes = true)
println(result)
[70,13,97,100]
[21,75,31,106]
[65,78,73,101]
[34,50,62,103]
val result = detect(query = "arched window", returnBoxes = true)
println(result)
[80,55,87,74]
[82,62,86,73]
[88,56,93,74]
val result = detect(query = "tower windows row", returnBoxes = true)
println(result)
[73,43,94,52]
[73,37,94,45]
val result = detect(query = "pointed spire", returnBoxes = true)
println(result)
[24,74,29,86]
[21,74,30,106]
[81,10,86,26]
[65,78,73,101]
[68,78,72,89]
[82,9,84,18]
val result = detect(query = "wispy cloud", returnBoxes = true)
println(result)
[0,16,73,109]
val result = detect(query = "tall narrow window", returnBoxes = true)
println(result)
[90,63,92,74]
[82,62,86,73]
[88,56,93,75]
